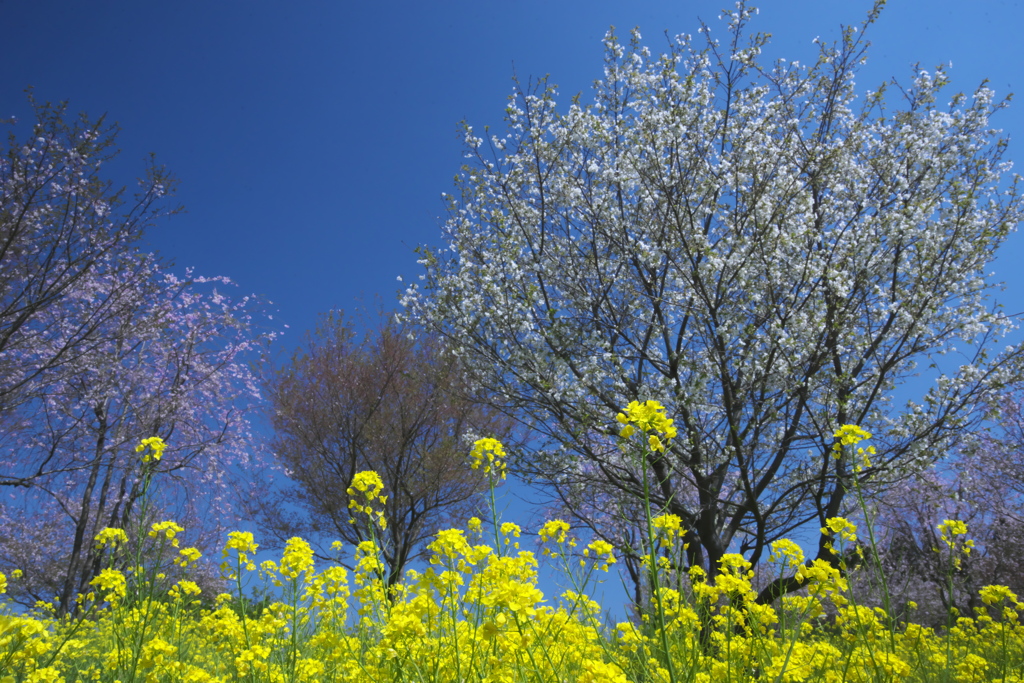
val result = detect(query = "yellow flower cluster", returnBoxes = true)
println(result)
[937,518,976,570]
[149,520,185,548]
[1,509,1023,682]
[174,546,203,568]
[617,400,677,452]
[347,470,388,530]
[88,568,127,603]
[499,521,521,548]
[652,513,684,546]
[262,536,316,587]
[939,518,973,549]
[94,526,129,549]
[583,539,617,572]
[224,530,258,557]
[768,538,805,569]
[280,536,315,578]
[2,428,1023,682]
[428,528,491,573]
[538,519,570,544]
[832,424,876,469]
[538,519,576,558]
[469,437,507,479]
[822,516,858,543]
[221,530,259,579]
[135,436,167,463]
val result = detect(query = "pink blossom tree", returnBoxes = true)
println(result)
[0,98,275,614]
[868,392,1024,626]
[0,258,274,614]
[0,95,176,432]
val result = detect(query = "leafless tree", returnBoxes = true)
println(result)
[258,312,514,586]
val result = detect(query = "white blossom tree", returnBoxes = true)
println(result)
[403,2,1024,600]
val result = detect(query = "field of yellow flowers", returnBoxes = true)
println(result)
[2,407,1023,682]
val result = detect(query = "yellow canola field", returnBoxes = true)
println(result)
[2,517,1023,683]
[2,420,1022,682]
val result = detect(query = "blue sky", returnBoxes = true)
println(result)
[4,0,1022,333]
[4,0,1024,620]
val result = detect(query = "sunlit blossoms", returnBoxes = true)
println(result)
[221,531,259,578]
[94,527,129,550]
[617,401,678,453]
[583,539,617,571]
[404,0,1024,590]
[263,536,315,583]
[88,568,127,603]
[768,538,805,570]
[148,521,184,548]
[937,518,976,570]
[0,425,1023,681]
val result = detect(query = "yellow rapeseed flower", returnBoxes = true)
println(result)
[224,530,259,555]
[538,519,571,545]
[470,437,507,479]
[139,637,177,670]
[428,529,490,571]
[937,519,975,569]
[616,400,678,444]
[149,520,184,548]
[980,584,1019,606]
[174,546,202,568]
[831,425,875,468]
[279,536,315,579]
[168,580,202,599]
[135,436,167,463]
[538,519,575,558]
[938,519,969,548]
[769,538,805,569]
[500,522,521,547]
[822,517,858,542]
[583,539,617,571]
[94,527,129,549]
[89,568,127,602]
[795,559,849,603]
[652,514,684,544]
[347,470,385,499]
[222,530,259,575]
[833,424,872,447]
[347,470,388,529]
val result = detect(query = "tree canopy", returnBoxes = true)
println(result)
[0,95,175,425]
[403,2,1024,598]
[258,313,513,586]
[0,97,274,613]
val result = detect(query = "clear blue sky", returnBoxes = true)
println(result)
[3,0,1024,620]
[4,1,1022,334]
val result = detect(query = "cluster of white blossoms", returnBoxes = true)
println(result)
[402,7,1024,574]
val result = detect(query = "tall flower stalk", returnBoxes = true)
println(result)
[616,400,680,683]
